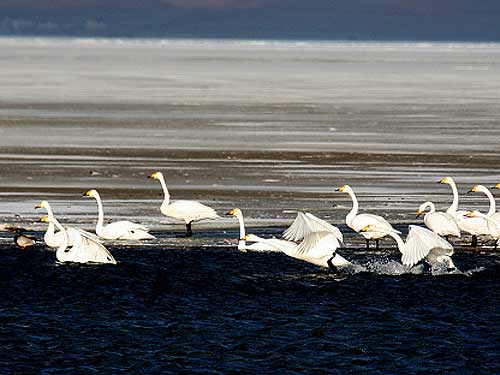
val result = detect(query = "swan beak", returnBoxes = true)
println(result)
[226,209,235,216]
[492,183,500,190]
[438,178,447,184]
[240,235,247,240]
[465,211,475,218]
[148,172,157,179]
[468,186,477,194]
[359,225,371,233]
[336,185,346,192]
[82,190,91,197]
[416,209,423,218]
[34,202,43,209]
[39,216,48,223]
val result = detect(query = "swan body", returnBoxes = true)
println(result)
[283,212,344,244]
[361,224,455,269]
[244,232,352,269]
[84,190,155,240]
[148,171,219,236]
[466,211,500,246]
[40,216,116,264]
[416,201,460,238]
[226,208,291,251]
[35,200,101,248]
[336,184,397,245]
[439,177,489,237]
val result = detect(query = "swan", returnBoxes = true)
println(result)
[416,201,460,239]
[360,224,455,270]
[469,185,500,221]
[226,208,292,251]
[40,215,116,264]
[283,212,344,243]
[243,232,353,270]
[465,210,500,249]
[35,200,101,248]
[148,171,219,237]
[336,184,397,249]
[439,177,488,247]
[83,190,155,240]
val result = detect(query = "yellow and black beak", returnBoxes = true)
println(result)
[491,183,500,190]
[335,185,346,192]
[39,215,48,223]
[465,211,475,218]
[226,209,235,216]
[468,186,478,194]
[82,190,91,197]
[438,178,447,184]
[416,209,423,218]
[240,235,247,241]
[147,172,157,179]
[359,225,371,233]
[34,202,43,209]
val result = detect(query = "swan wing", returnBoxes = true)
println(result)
[401,225,453,267]
[165,200,219,221]
[425,212,461,237]
[293,231,340,256]
[283,212,343,243]
[352,214,399,233]
[77,235,116,264]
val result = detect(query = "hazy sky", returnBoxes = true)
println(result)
[1,0,500,40]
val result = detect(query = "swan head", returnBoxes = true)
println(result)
[39,215,51,223]
[226,208,242,217]
[148,171,163,180]
[35,200,49,210]
[242,234,261,242]
[465,210,476,218]
[439,177,453,184]
[83,189,99,198]
[359,224,374,233]
[336,184,350,192]
[468,185,488,194]
[491,183,500,190]
[416,202,433,218]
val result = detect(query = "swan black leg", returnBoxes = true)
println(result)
[327,256,338,272]
[375,239,380,250]
[186,222,193,237]
[471,235,478,247]
[365,239,370,249]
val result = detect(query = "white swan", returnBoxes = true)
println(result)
[336,184,397,248]
[35,200,101,248]
[40,215,116,264]
[226,208,291,251]
[283,212,344,244]
[243,232,353,269]
[83,189,155,240]
[148,171,219,236]
[469,185,500,222]
[360,224,455,270]
[439,177,488,246]
[466,210,500,249]
[416,201,460,238]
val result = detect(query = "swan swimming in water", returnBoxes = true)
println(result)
[416,201,460,239]
[360,224,456,270]
[83,189,155,240]
[226,208,292,251]
[35,200,101,248]
[336,184,397,249]
[148,171,219,237]
[243,230,352,270]
[40,215,116,264]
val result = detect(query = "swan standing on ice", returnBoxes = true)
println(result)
[336,184,396,249]
[35,200,101,248]
[243,231,353,270]
[226,208,292,251]
[416,201,460,239]
[40,215,116,264]
[148,171,219,237]
[83,189,155,240]
[360,224,456,271]
[439,177,488,246]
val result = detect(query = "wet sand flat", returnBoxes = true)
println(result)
[1,38,500,233]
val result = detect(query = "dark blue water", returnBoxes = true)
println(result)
[1,236,499,375]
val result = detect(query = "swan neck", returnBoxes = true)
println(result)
[158,174,171,206]
[483,189,496,216]
[447,181,459,214]
[94,193,104,231]
[346,189,359,224]
[386,231,406,253]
